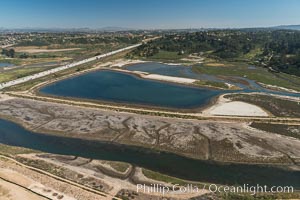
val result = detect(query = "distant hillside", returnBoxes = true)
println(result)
[97,27,134,32]
[272,25,300,31]
[0,27,135,33]
[131,29,300,77]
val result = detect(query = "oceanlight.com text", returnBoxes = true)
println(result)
[136,184,294,195]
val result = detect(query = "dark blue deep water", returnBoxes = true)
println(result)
[40,70,222,108]
[0,118,299,188]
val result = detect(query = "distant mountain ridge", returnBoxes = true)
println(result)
[0,27,135,33]
[271,25,300,30]
[1,25,300,33]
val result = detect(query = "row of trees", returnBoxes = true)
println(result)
[1,48,32,59]
[16,35,142,47]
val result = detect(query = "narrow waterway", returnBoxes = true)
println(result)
[125,62,300,97]
[0,118,299,188]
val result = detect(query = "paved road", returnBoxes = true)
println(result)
[0,43,141,90]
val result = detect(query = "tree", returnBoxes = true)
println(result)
[1,49,8,56]
[19,53,28,59]
[1,48,15,58]
[8,49,15,58]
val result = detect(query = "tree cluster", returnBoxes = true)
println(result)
[132,30,300,76]
[1,48,15,58]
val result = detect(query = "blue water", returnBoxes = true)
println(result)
[126,62,223,82]
[0,118,299,188]
[0,62,15,68]
[125,62,300,98]
[39,63,299,110]
[40,70,222,108]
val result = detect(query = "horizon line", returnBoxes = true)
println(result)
[1,24,300,31]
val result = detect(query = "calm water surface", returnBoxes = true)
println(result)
[0,118,299,188]
[0,62,15,67]
[126,62,300,97]
[40,70,222,108]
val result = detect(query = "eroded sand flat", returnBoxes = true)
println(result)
[0,159,111,200]
[0,178,47,200]
[0,96,299,164]
[143,74,196,84]
[207,101,268,116]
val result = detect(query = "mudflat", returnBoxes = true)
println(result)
[0,96,299,164]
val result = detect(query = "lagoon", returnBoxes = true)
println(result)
[40,70,222,109]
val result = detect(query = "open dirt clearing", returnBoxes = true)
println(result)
[14,46,81,53]
[0,178,46,200]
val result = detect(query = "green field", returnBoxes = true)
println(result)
[0,67,48,83]
[148,50,185,61]
[194,80,231,89]
[142,168,200,186]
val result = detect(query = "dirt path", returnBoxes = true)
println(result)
[0,177,48,200]
[0,155,120,200]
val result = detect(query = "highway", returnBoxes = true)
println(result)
[0,43,141,90]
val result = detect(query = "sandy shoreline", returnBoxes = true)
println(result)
[111,68,197,84]
[203,94,269,117]
[258,82,300,94]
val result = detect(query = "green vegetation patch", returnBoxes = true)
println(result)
[131,30,300,77]
[16,157,67,177]
[192,62,300,91]
[106,161,130,173]
[142,168,210,188]
[0,67,47,83]
[194,80,230,89]
[0,144,38,156]
[148,50,186,61]
[4,48,131,92]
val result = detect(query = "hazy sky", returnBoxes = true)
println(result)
[1,0,300,29]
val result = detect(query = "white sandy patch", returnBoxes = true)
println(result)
[159,62,183,66]
[203,95,269,117]
[111,68,197,84]
[208,101,268,116]
[0,179,46,200]
[143,74,196,84]
[0,93,15,102]
[110,59,147,67]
